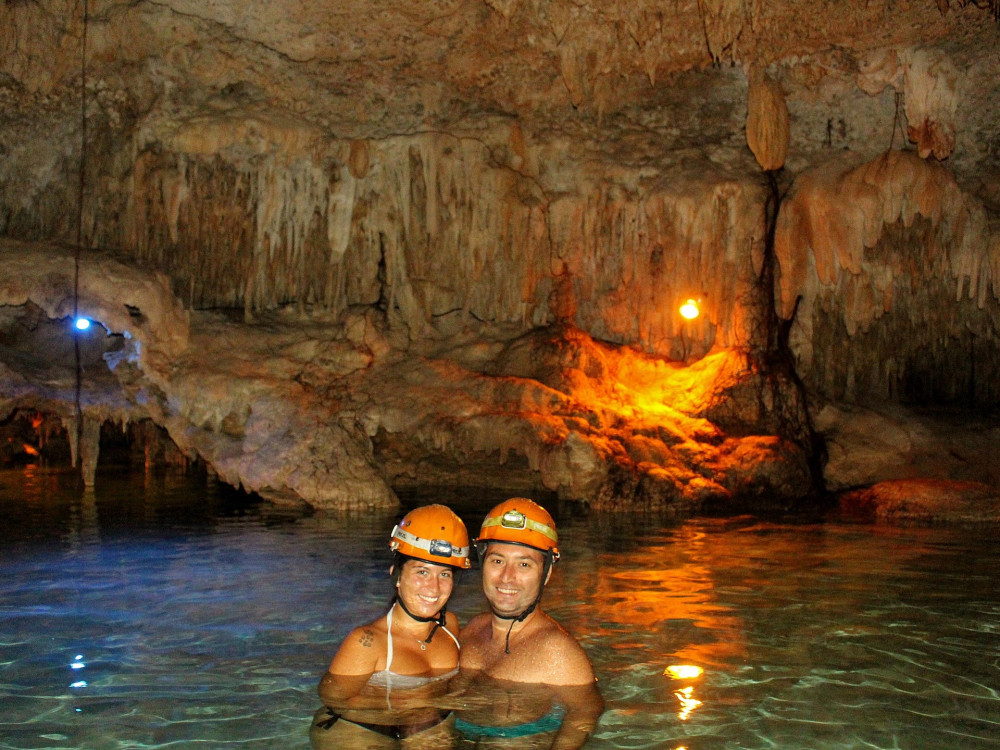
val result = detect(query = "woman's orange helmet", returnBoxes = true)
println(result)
[390,504,471,569]
[475,497,560,561]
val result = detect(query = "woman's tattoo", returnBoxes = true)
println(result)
[359,629,374,647]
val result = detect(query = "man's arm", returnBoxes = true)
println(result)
[539,625,603,749]
[548,680,604,750]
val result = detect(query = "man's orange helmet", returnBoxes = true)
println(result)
[476,497,560,561]
[390,504,471,569]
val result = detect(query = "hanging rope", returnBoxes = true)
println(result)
[73,0,89,469]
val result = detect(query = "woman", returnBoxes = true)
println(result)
[312,504,470,748]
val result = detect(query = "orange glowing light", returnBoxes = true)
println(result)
[679,299,700,320]
[665,664,703,680]
[22,444,40,457]
[673,685,703,721]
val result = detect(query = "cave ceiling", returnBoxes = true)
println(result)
[2,2,999,183]
[3,1,1000,509]
[3,0,1000,371]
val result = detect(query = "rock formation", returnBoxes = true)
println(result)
[2,1,999,515]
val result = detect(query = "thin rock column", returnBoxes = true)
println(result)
[78,417,102,487]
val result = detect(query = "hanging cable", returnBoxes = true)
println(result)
[73,0,89,469]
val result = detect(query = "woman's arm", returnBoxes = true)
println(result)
[317,625,382,705]
[326,625,382,676]
[317,671,372,706]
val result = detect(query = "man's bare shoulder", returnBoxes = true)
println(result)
[521,614,596,685]
[535,617,583,647]
[533,616,591,652]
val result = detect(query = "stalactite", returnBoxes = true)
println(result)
[776,150,991,329]
[775,149,1000,405]
[857,47,959,160]
[77,415,100,487]
[698,0,757,64]
[124,122,774,361]
[746,69,789,172]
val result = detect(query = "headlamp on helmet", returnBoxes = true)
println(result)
[389,504,471,569]
[476,498,560,562]
[501,509,528,529]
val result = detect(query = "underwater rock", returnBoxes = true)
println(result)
[815,401,1000,493]
[839,478,1000,524]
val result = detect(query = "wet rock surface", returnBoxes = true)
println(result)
[838,478,1000,524]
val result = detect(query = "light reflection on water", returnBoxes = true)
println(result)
[2,467,999,749]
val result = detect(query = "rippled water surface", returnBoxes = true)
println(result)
[2,466,999,749]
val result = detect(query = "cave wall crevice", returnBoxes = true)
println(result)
[775,149,1000,408]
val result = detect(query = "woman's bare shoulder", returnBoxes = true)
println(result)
[327,619,386,676]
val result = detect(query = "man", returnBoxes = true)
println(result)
[456,497,604,749]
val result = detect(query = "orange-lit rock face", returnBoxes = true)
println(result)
[1,235,815,509]
[404,326,816,509]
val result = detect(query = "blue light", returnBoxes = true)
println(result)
[70,681,87,688]
[74,318,91,331]
[71,661,85,669]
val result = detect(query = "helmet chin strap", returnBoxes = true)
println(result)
[493,598,539,655]
[491,556,552,654]
[393,595,446,643]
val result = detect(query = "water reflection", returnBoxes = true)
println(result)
[547,513,1000,749]
[665,665,703,680]
[309,673,601,750]
[309,674,457,749]
[665,665,704,722]
[67,487,101,552]
[556,519,750,692]
[3,473,1000,749]
[671,685,702,721]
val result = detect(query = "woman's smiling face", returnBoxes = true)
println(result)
[396,558,455,618]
